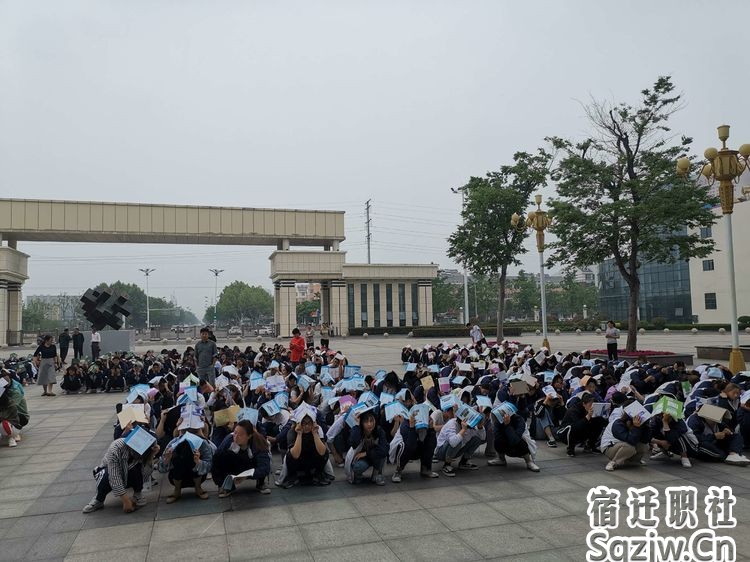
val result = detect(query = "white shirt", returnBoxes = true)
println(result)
[470,325,484,344]
[91,332,101,343]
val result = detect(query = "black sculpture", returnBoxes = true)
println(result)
[80,288,132,331]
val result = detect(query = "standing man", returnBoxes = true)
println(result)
[58,328,71,364]
[91,329,102,361]
[195,327,218,384]
[289,328,306,367]
[604,321,620,362]
[72,328,85,360]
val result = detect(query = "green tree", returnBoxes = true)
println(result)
[297,299,320,324]
[546,77,716,351]
[507,270,539,319]
[431,274,461,319]
[448,150,551,339]
[203,305,216,325]
[216,282,273,325]
[546,272,599,319]
[93,282,198,329]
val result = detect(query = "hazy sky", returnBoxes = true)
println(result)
[2,1,748,317]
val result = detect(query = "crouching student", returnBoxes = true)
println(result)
[488,402,540,472]
[686,405,750,466]
[212,420,271,498]
[61,366,83,394]
[158,423,215,503]
[649,412,692,468]
[105,366,126,393]
[435,412,485,477]
[275,413,330,488]
[0,372,23,448]
[390,408,439,482]
[738,390,750,449]
[82,428,160,513]
[600,409,650,472]
[556,393,607,457]
[346,410,388,485]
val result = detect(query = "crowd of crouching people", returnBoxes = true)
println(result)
[2,337,750,516]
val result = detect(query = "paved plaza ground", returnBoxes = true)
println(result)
[2,334,750,561]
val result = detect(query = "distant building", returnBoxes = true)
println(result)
[295,282,321,303]
[598,255,691,323]
[574,267,596,285]
[437,269,466,285]
[689,199,750,323]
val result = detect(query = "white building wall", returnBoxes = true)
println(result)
[689,200,750,323]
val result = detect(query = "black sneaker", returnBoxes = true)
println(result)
[458,461,478,470]
[547,439,557,448]
[566,448,576,457]
[442,465,456,477]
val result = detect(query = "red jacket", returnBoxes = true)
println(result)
[290,336,306,362]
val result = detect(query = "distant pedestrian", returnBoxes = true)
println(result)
[58,328,71,363]
[72,328,84,360]
[34,335,60,397]
[91,329,102,360]
[604,321,619,361]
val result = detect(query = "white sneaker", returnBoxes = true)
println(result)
[725,453,750,466]
[82,499,103,513]
[391,472,402,483]
[649,451,669,461]
[487,455,507,466]
[681,457,692,468]
[526,461,540,473]
[7,437,17,448]
[132,493,147,507]
[605,461,617,472]
[639,459,648,466]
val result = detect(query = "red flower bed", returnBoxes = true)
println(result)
[589,349,675,357]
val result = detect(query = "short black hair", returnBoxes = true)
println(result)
[200,327,209,334]
[292,328,301,335]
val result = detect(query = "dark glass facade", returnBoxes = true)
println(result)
[360,283,368,328]
[386,284,393,327]
[373,283,381,328]
[347,284,355,329]
[398,283,406,327]
[598,258,692,322]
[411,283,419,325]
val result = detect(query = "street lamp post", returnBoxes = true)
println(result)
[209,269,224,328]
[451,187,471,323]
[512,194,553,350]
[677,124,750,374]
[583,304,588,320]
[138,268,156,333]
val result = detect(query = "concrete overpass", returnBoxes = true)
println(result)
[0,198,436,343]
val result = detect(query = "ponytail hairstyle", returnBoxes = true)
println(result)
[236,419,269,452]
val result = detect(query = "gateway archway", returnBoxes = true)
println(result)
[0,198,436,342]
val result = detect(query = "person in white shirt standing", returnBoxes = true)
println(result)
[467,323,486,347]
[90,329,102,361]
[604,321,619,361]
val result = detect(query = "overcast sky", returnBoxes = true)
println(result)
[2,1,748,318]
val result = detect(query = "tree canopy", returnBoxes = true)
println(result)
[448,150,551,338]
[214,281,273,325]
[546,76,716,350]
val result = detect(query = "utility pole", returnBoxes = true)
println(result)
[450,188,470,323]
[365,199,372,264]
[138,268,156,332]
[209,269,224,328]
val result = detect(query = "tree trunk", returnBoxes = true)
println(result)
[496,265,508,341]
[626,278,640,352]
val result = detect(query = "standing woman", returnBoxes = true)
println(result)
[35,335,60,397]
[604,321,619,362]
[319,323,330,349]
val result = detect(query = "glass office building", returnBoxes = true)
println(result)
[598,258,692,322]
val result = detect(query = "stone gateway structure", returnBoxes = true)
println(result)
[0,198,436,343]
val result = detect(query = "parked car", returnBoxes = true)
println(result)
[228,326,242,336]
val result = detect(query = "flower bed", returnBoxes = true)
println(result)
[589,349,693,366]
[588,349,675,357]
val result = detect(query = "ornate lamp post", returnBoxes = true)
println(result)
[677,124,750,373]
[512,194,553,350]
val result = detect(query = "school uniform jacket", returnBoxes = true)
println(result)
[158,436,215,476]
[216,434,271,480]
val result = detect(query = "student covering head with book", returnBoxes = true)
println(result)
[389,405,439,482]
[601,405,651,471]
[434,410,485,477]
[157,415,215,503]
[276,411,330,488]
[82,428,160,514]
[212,420,271,498]
[556,392,608,457]
[346,410,388,485]
[488,402,540,472]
